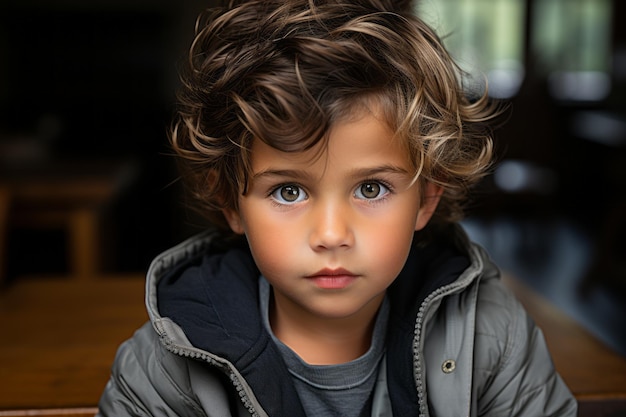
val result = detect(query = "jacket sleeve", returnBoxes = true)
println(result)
[474,277,578,417]
[97,322,209,417]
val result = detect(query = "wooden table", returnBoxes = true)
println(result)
[0,276,147,415]
[0,274,625,416]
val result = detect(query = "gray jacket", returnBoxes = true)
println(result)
[98,227,577,416]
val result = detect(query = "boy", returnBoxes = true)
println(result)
[98,0,577,415]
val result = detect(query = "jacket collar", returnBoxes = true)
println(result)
[147,231,307,416]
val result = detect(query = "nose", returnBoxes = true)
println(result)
[309,200,354,251]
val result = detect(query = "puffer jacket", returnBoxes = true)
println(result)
[97,225,577,416]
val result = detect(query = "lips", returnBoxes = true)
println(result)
[306,268,358,289]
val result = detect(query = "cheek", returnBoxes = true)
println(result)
[359,201,419,270]
[240,212,299,276]
[364,222,414,272]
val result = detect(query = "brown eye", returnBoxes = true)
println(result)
[359,183,381,199]
[280,185,300,202]
[271,185,307,204]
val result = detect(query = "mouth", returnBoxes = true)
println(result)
[306,268,358,289]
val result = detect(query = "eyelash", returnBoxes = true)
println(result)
[357,178,394,205]
[267,178,395,207]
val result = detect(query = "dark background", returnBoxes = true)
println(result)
[1,0,210,275]
[1,0,625,354]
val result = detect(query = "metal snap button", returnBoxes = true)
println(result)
[442,359,456,373]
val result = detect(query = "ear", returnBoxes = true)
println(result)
[222,209,245,235]
[415,182,443,231]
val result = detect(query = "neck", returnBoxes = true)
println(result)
[270,292,384,365]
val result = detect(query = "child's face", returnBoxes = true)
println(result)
[224,111,441,322]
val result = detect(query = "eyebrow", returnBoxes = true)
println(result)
[251,165,411,182]
[347,165,411,179]
[251,169,316,182]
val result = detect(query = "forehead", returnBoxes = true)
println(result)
[249,112,411,175]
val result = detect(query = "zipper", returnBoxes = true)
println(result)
[412,256,481,417]
[413,284,454,416]
[147,232,262,416]
[161,336,261,417]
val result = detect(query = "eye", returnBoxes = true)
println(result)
[270,184,308,204]
[355,181,390,200]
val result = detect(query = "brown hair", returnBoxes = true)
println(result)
[171,0,496,231]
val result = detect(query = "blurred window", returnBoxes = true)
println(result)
[417,0,526,99]
[532,0,613,101]
[416,0,613,102]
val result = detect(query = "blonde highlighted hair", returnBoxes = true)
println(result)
[171,0,496,231]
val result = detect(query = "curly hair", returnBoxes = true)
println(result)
[171,0,496,232]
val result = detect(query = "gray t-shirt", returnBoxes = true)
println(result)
[259,277,389,417]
